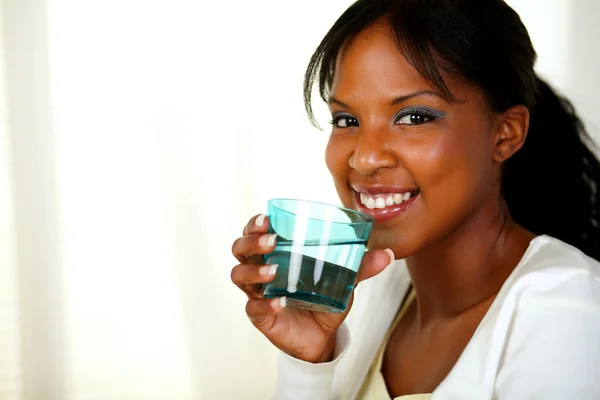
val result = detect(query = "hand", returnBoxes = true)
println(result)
[231,214,394,363]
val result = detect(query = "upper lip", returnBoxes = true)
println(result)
[351,185,419,195]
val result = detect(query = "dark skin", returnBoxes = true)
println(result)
[231,21,536,396]
[326,23,535,396]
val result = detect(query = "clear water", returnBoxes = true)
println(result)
[263,242,366,313]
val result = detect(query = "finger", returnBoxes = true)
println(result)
[355,248,395,284]
[245,297,287,330]
[231,233,278,264]
[243,214,271,236]
[241,283,264,299]
[231,263,278,287]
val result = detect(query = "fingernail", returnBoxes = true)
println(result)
[255,214,267,227]
[271,297,286,309]
[259,234,277,248]
[384,248,395,265]
[259,264,278,276]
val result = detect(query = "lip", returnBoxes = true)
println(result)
[352,187,420,222]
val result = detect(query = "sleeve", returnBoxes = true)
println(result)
[273,322,352,400]
[494,272,600,400]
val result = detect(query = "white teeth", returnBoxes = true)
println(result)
[359,191,417,209]
[366,197,376,209]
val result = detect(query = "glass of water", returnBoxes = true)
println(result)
[263,199,374,313]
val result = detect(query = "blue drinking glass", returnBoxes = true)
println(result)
[263,199,374,313]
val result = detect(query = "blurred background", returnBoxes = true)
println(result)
[0,0,599,399]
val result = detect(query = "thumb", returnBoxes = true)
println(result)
[355,248,395,284]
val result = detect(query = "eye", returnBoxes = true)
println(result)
[330,115,359,128]
[394,108,441,126]
[397,113,431,125]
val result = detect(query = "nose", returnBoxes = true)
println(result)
[349,129,397,176]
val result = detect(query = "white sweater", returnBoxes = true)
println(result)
[273,235,600,400]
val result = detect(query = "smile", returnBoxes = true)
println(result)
[352,187,420,222]
[358,191,417,209]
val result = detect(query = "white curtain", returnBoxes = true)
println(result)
[0,0,598,399]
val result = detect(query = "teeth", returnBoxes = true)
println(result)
[366,197,376,209]
[359,191,417,209]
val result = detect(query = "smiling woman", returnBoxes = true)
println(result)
[229,0,600,399]
[322,21,531,258]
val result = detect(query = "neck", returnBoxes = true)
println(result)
[406,198,534,324]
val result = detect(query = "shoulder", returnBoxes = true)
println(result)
[506,234,600,300]
[497,234,600,332]
[491,236,600,398]
[502,234,600,332]
[516,234,599,274]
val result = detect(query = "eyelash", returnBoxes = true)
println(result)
[394,108,439,125]
[329,115,359,128]
[329,108,441,129]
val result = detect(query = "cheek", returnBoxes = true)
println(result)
[324,136,343,179]
[325,136,354,205]
[403,128,493,198]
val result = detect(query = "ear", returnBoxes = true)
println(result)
[492,105,530,162]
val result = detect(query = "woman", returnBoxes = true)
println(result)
[231,0,600,398]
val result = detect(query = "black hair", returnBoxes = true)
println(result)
[303,0,600,261]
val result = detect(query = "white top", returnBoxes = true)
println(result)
[273,235,600,400]
[357,289,432,400]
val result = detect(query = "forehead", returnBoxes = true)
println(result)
[331,23,436,97]
[330,23,480,107]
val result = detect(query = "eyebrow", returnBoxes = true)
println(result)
[328,90,445,109]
